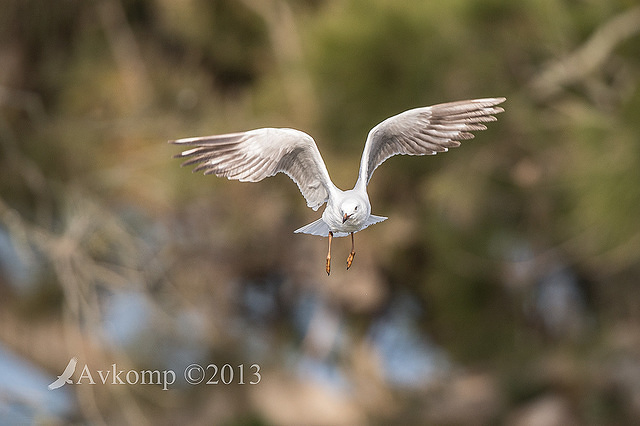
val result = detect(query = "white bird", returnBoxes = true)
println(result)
[171,97,505,275]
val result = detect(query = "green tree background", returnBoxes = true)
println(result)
[1,0,640,424]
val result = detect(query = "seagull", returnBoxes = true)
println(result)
[171,97,505,275]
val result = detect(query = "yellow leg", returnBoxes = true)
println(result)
[326,231,333,275]
[346,232,356,270]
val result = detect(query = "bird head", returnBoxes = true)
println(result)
[340,198,365,224]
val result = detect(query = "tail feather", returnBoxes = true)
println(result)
[294,214,387,237]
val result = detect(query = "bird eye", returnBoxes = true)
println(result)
[354,206,358,211]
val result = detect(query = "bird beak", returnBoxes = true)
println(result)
[342,213,350,223]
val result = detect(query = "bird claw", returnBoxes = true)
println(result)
[346,251,355,270]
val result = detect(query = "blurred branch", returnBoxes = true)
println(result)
[0,89,54,224]
[239,0,318,126]
[96,0,154,109]
[0,191,152,424]
[529,6,640,102]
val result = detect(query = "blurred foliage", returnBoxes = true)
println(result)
[2,0,640,424]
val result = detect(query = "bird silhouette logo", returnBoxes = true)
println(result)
[48,357,78,390]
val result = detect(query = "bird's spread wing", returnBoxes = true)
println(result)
[356,98,505,186]
[171,128,337,211]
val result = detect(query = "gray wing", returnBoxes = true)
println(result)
[171,128,337,211]
[356,98,505,186]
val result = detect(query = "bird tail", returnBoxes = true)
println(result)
[294,214,387,237]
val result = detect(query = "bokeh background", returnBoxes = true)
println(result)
[2,0,640,424]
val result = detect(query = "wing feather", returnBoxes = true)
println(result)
[357,98,505,186]
[171,128,337,210]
